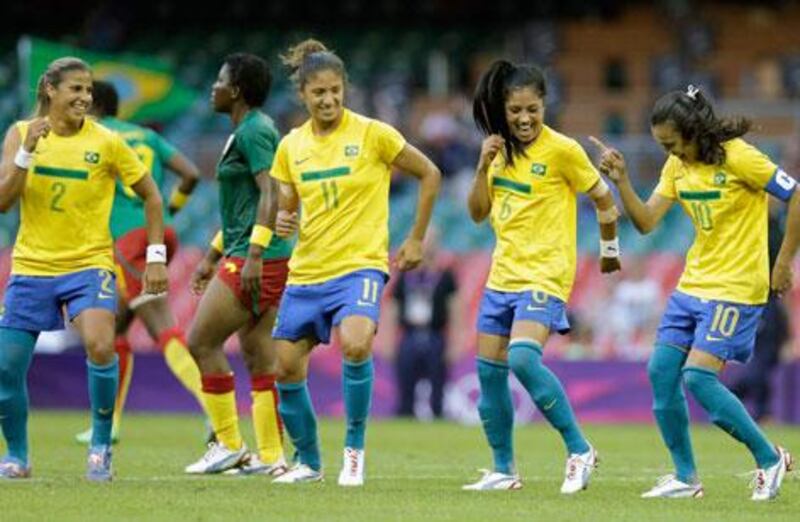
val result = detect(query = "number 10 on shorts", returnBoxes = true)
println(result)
[709,303,740,337]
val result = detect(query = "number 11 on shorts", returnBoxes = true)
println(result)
[361,278,378,304]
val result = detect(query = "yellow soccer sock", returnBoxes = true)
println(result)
[201,374,243,450]
[159,330,208,415]
[251,375,284,463]
[112,337,134,434]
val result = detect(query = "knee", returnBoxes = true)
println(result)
[341,337,372,362]
[84,336,115,365]
[275,357,304,384]
[507,345,537,376]
[682,368,712,397]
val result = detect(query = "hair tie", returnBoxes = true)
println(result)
[685,84,699,100]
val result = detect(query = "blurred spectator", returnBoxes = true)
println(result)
[605,257,662,359]
[731,198,790,421]
[388,231,461,419]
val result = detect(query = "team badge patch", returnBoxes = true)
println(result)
[531,163,547,176]
[84,151,100,164]
[714,171,727,186]
[344,145,360,157]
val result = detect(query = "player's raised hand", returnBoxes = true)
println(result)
[143,262,168,295]
[589,136,627,184]
[23,118,50,153]
[477,134,505,173]
[394,237,423,271]
[275,210,298,238]
[771,259,793,296]
[190,257,216,295]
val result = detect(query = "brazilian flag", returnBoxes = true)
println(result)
[18,37,195,122]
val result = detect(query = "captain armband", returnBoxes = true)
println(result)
[765,169,797,202]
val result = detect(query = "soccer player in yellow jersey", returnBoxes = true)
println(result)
[464,60,621,493]
[0,58,167,481]
[269,39,441,485]
[593,85,799,500]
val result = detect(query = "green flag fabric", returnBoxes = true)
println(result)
[19,37,195,122]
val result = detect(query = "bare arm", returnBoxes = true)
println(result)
[772,190,800,295]
[166,151,200,214]
[274,180,300,238]
[131,174,168,294]
[468,135,504,223]
[589,136,673,234]
[0,120,50,212]
[392,144,441,242]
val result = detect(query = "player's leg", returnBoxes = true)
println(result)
[641,291,701,498]
[72,307,117,482]
[505,292,594,493]
[0,275,57,478]
[135,297,205,414]
[463,289,519,491]
[0,327,37,478]
[232,306,286,475]
[328,270,388,487]
[184,276,251,473]
[683,347,790,500]
[75,299,133,445]
[272,337,320,483]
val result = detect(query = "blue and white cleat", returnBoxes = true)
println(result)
[0,456,31,479]
[641,475,704,498]
[561,445,599,494]
[272,463,323,484]
[86,445,113,482]
[751,446,793,501]
[462,469,522,490]
[184,442,247,474]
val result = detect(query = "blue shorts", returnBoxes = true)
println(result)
[272,269,387,344]
[477,288,570,337]
[656,291,765,364]
[0,269,117,332]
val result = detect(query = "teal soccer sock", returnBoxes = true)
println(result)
[343,358,373,450]
[0,328,37,464]
[476,357,515,474]
[648,344,697,483]
[508,340,590,455]
[87,357,119,447]
[683,367,779,469]
[277,381,321,471]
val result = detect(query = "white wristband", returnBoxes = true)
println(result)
[146,244,167,264]
[14,147,33,170]
[600,238,620,258]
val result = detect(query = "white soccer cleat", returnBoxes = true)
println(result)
[272,463,323,484]
[641,475,704,498]
[462,469,522,491]
[223,453,288,477]
[337,447,365,487]
[184,442,247,474]
[751,446,793,501]
[560,445,599,494]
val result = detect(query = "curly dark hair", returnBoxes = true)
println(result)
[223,52,271,107]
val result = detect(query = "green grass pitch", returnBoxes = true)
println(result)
[1,411,799,521]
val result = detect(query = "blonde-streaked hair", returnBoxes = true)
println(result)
[280,39,345,88]
[34,57,91,117]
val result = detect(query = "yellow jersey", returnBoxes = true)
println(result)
[486,125,600,300]
[12,118,147,276]
[654,138,777,304]
[271,109,406,284]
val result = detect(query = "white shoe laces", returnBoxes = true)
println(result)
[345,448,360,475]
[200,442,229,463]
[748,470,767,492]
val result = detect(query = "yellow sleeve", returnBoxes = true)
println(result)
[269,137,292,183]
[725,139,778,190]
[369,120,406,164]
[563,142,600,193]
[654,158,678,199]
[111,132,147,186]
